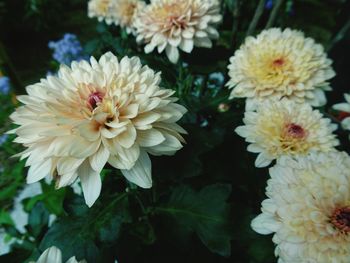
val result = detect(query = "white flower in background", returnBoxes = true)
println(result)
[88,0,115,24]
[235,99,338,167]
[30,246,85,263]
[226,28,335,110]
[111,0,145,34]
[9,52,187,207]
[134,0,222,63]
[251,152,350,263]
[333,93,350,132]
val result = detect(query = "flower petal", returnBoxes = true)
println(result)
[121,150,152,188]
[78,160,102,207]
[36,246,62,263]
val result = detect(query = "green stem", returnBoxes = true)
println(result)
[0,42,24,94]
[246,0,266,37]
[89,192,128,226]
[265,0,285,28]
[231,0,241,49]
[327,18,350,52]
[134,193,147,215]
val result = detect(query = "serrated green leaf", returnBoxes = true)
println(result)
[156,184,232,257]
[40,192,129,262]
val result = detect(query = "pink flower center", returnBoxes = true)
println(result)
[272,58,285,67]
[338,111,350,121]
[286,123,305,139]
[88,92,103,109]
[331,207,350,233]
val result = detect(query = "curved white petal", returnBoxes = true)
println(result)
[78,160,102,207]
[121,151,152,188]
[36,246,62,263]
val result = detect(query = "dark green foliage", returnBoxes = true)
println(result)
[1,0,350,262]
[156,184,232,257]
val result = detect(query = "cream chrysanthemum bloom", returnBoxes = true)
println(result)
[333,93,350,133]
[251,152,350,263]
[134,0,222,63]
[88,0,115,25]
[227,28,335,110]
[30,246,85,263]
[9,52,187,207]
[235,99,338,167]
[110,0,145,34]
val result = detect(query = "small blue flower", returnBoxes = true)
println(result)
[265,0,273,10]
[48,33,88,65]
[0,134,8,146]
[0,76,11,95]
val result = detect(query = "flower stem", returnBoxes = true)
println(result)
[265,0,285,28]
[0,42,24,94]
[231,0,241,49]
[246,0,266,37]
[327,18,350,52]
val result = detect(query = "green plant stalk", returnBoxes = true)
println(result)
[327,18,350,52]
[246,0,266,37]
[265,0,285,28]
[0,42,24,95]
[231,0,241,50]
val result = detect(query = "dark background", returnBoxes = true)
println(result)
[0,0,350,262]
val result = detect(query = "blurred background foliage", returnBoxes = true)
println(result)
[0,0,350,262]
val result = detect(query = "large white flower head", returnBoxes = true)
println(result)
[88,0,115,25]
[251,152,350,263]
[134,0,222,63]
[110,0,145,34]
[226,28,335,109]
[9,52,187,207]
[333,93,350,134]
[235,99,338,167]
[30,246,85,263]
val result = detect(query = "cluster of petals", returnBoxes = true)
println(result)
[252,152,350,263]
[88,0,144,34]
[134,0,222,63]
[9,52,187,207]
[235,99,338,167]
[226,28,335,110]
[333,93,350,136]
[30,246,85,263]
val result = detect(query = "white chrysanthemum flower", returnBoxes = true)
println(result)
[88,0,115,25]
[110,0,145,34]
[251,152,350,263]
[134,0,222,63]
[333,93,350,132]
[9,52,187,207]
[226,28,335,110]
[235,99,338,167]
[29,246,85,263]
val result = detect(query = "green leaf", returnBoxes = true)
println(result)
[23,182,66,216]
[0,209,14,226]
[27,202,49,238]
[39,217,100,262]
[40,193,130,262]
[156,184,232,257]
[0,161,25,204]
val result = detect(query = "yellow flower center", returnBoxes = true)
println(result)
[120,2,136,18]
[97,0,111,14]
[278,122,309,153]
[331,206,350,233]
[152,1,188,29]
